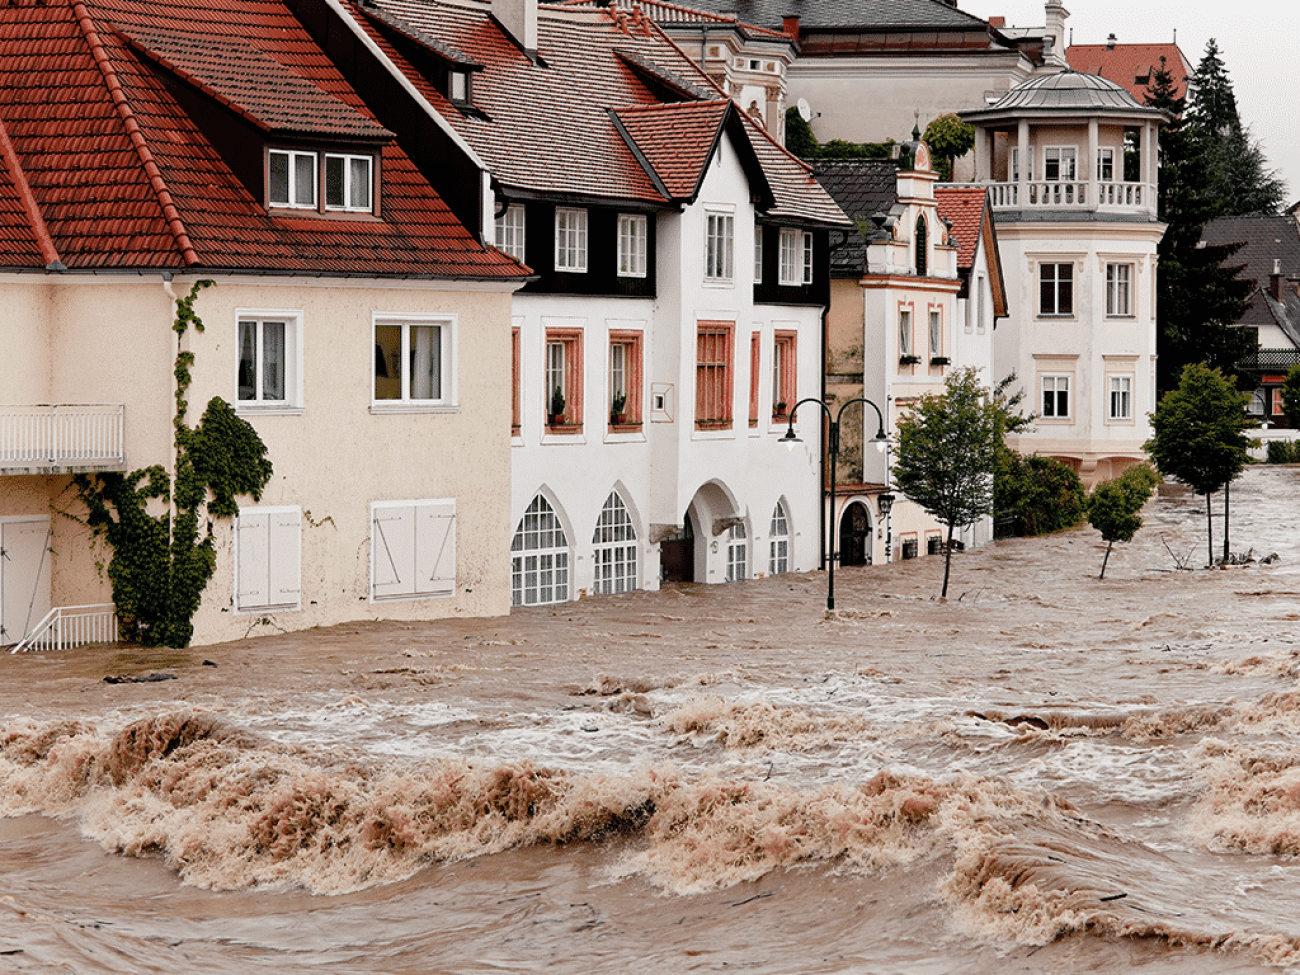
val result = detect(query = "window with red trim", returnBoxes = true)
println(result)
[695,321,734,429]
[545,328,583,431]
[608,330,643,428]
[749,332,761,427]
[772,330,797,417]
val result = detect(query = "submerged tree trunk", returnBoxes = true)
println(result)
[1205,490,1215,567]
[1099,539,1114,580]
[941,522,955,598]
[1222,481,1231,564]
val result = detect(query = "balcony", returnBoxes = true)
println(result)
[962,180,1156,217]
[0,404,126,475]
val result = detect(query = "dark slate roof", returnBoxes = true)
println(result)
[1203,216,1300,345]
[966,69,1165,120]
[659,0,987,30]
[0,0,528,278]
[811,158,897,274]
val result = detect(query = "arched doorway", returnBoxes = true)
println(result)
[659,511,695,583]
[838,501,872,567]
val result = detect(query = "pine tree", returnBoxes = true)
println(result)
[1145,55,1254,394]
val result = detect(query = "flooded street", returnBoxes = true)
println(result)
[3,465,1300,974]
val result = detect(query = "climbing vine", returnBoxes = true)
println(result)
[74,281,273,647]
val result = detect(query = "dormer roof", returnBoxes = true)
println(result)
[1066,42,1193,105]
[0,0,525,279]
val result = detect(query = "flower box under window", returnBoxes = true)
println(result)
[899,354,921,366]
[930,356,950,366]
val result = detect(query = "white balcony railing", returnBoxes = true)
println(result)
[971,180,1154,215]
[11,604,118,653]
[0,404,125,474]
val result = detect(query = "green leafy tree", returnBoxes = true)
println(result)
[1145,363,1254,566]
[892,367,1000,597]
[1280,365,1300,426]
[996,454,1086,537]
[1086,464,1160,579]
[922,113,975,181]
[1146,55,1255,394]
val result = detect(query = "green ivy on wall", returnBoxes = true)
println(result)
[74,281,273,648]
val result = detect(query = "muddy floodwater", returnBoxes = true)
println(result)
[4,466,1300,974]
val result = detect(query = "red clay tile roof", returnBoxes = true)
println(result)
[934,185,987,270]
[0,0,526,279]
[0,115,54,268]
[352,0,846,225]
[1066,43,1193,105]
[116,27,394,139]
[614,99,731,200]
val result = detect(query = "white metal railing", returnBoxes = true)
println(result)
[11,604,118,653]
[0,404,125,471]
[972,180,1153,214]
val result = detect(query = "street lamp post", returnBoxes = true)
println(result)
[781,396,889,611]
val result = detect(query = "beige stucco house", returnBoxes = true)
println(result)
[0,0,528,648]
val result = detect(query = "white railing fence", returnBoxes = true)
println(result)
[0,404,125,468]
[11,604,118,653]
[972,181,1152,213]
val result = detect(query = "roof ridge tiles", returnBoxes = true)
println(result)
[71,0,198,266]
[0,113,62,268]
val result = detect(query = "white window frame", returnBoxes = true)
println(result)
[704,209,735,284]
[929,309,942,359]
[496,204,526,262]
[899,309,913,357]
[778,228,813,286]
[976,274,986,332]
[725,522,747,582]
[371,499,457,601]
[371,313,458,412]
[1011,147,1032,182]
[234,506,302,612]
[617,213,648,278]
[1106,263,1133,317]
[592,492,638,595]
[1097,147,1115,181]
[1041,374,1071,419]
[754,224,763,283]
[1108,375,1133,421]
[555,208,588,272]
[449,70,470,103]
[769,502,789,575]
[269,149,318,209]
[511,495,570,607]
[1039,262,1074,317]
[324,152,373,212]
[1044,146,1076,182]
[235,309,303,412]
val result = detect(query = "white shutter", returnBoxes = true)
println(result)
[415,500,456,595]
[235,512,271,610]
[268,509,301,608]
[372,503,415,599]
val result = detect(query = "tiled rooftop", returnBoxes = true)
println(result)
[934,185,987,270]
[811,158,897,274]
[1203,215,1300,342]
[0,0,527,278]
[651,0,987,30]
[1066,43,1192,104]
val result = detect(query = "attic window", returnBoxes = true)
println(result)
[449,70,470,103]
[269,148,377,216]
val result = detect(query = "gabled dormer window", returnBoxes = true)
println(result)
[268,148,378,216]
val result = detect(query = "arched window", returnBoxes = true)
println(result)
[511,495,569,607]
[592,492,637,595]
[726,522,748,582]
[915,215,928,276]
[769,502,789,575]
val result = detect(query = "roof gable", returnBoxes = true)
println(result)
[613,100,735,201]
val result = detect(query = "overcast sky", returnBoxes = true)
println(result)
[959,0,1297,207]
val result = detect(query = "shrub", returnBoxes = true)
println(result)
[995,452,1086,537]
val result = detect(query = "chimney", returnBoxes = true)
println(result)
[782,15,799,41]
[1043,0,1069,65]
[1106,32,1116,50]
[988,16,1005,27]
[1271,259,1283,300]
[495,0,538,57]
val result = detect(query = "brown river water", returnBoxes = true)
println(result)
[3,465,1300,974]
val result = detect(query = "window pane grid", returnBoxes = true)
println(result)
[769,503,789,575]
[556,208,588,272]
[617,214,647,277]
[1039,263,1073,316]
[696,325,733,424]
[374,321,447,404]
[705,213,734,281]
[592,493,637,595]
[512,497,570,606]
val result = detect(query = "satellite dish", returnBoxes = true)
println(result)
[796,98,812,121]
